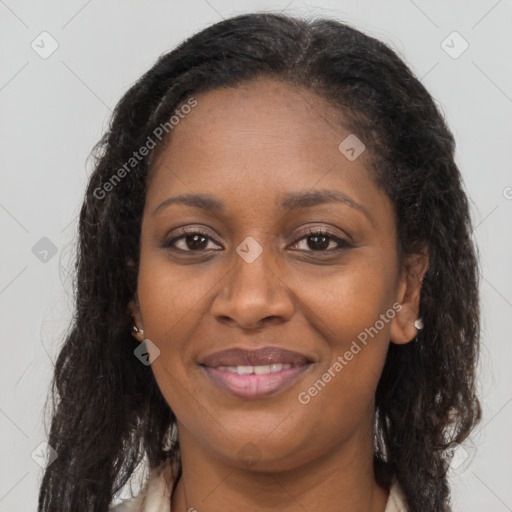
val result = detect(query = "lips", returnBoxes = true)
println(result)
[200,346,313,399]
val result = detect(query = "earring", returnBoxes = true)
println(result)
[414,318,424,330]
[132,325,144,336]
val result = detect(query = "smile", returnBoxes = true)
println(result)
[199,346,313,399]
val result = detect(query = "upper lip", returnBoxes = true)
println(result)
[201,346,311,368]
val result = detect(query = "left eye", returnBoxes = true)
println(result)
[290,230,351,252]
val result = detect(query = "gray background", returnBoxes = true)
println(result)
[1,0,511,510]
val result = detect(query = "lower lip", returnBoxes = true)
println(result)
[203,365,311,399]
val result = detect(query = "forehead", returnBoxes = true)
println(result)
[145,77,391,224]
[160,77,351,161]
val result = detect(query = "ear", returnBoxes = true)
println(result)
[390,248,429,345]
[128,296,145,342]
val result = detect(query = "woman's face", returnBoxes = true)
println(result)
[131,77,424,472]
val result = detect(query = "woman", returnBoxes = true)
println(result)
[39,12,481,512]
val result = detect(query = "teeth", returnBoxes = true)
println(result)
[253,364,271,374]
[216,363,295,374]
[237,365,253,375]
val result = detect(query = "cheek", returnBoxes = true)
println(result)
[298,251,397,350]
[136,249,220,341]
[293,254,395,411]
[135,250,226,417]
[136,269,207,425]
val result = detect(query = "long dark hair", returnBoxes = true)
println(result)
[39,12,481,512]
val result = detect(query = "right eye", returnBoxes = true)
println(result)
[162,228,223,253]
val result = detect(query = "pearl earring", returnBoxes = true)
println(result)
[132,325,144,336]
[414,318,424,330]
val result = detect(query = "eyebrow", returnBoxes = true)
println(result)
[153,194,224,216]
[152,189,372,222]
[281,189,371,220]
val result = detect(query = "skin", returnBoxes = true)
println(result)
[129,76,429,512]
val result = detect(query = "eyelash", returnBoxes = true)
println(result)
[162,227,353,254]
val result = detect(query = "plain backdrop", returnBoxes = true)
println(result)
[1,1,511,510]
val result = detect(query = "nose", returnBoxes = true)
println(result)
[211,244,295,330]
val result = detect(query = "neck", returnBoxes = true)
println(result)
[171,424,389,512]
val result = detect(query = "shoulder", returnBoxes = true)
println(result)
[109,458,177,512]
